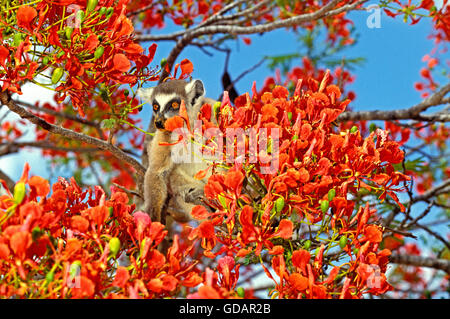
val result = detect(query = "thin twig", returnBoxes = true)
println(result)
[0,92,146,182]
[389,253,450,274]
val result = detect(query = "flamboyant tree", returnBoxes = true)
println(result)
[0,0,449,299]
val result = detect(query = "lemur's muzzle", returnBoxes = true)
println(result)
[155,114,165,130]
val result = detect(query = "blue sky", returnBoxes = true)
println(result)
[0,4,440,182]
[147,5,435,118]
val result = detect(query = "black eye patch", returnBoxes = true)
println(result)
[152,100,160,112]
[165,98,182,111]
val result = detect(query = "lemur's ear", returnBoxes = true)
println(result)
[137,87,154,102]
[185,79,205,105]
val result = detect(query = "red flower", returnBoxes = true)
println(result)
[182,272,203,288]
[197,285,221,299]
[272,219,293,239]
[0,243,11,259]
[0,46,9,67]
[17,6,37,31]
[71,276,95,298]
[164,116,184,132]
[289,273,308,291]
[10,231,31,260]
[191,205,210,220]
[71,216,89,233]
[112,267,130,288]
[28,176,50,198]
[196,220,215,239]
[363,225,383,243]
[224,169,244,192]
[292,249,311,275]
[112,54,131,73]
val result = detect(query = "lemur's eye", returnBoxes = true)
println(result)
[172,101,179,109]
[153,104,159,111]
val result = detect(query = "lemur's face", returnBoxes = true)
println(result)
[151,93,183,129]
[137,79,205,131]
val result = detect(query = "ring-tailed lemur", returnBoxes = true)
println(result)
[137,79,216,224]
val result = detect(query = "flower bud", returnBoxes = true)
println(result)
[303,240,311,250]
[109,237,121,257]
[13,33,24,47]
[65,27,74,39]
[69,261,81,279]
[13,182,26,204]
[106,7,114,17]
[86,0,98,13]
[76,10,85,24]
[339,235,348,249]
[94,46,104,59]
[51,67,64,84]
[236,287,245,298]
[287,112,293,122]
[327,189,336,202]
[45,271,54,284]
[213,101,221,118]
[320,200,329,213]
[160,58,167,68]
[218,194,227,210]
[274,197,285,213]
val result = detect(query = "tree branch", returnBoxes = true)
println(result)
[138,0,365,42]
[411,179,450,204]
[0,140,139,158]
[337,83,450,122]
[389,253,450,274]
[0,169,14,192]
[0,92,146,182]
[149,0,365,81]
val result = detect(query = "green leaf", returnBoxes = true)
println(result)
[100,118,116,129]
[393,157,426,173]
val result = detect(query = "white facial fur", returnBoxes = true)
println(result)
[136,87,153,102]
[154,93,178,116]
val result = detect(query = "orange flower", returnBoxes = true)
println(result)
[112,54,131,73]
[10,231,31,260]
[198,285,221,299]
[224,169,244,191]
[289,273,308,291]
[182,272,203,288]
[272,219,293,239]
[71,216,89,233]
[71,276,95,298]
[191,205,210,220]
[363,225,383,243]
[17,6,37,31]
[292,249,311,275]
[148,278,163,293]
[28,175,50,197]
[164,116,184,132]
[179,59,193,77]
[112,267,130,288]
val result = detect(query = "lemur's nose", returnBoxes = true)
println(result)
[155,119,165,129]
